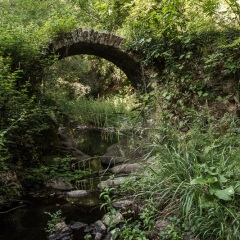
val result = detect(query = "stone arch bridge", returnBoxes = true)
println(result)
[49,28,149,90]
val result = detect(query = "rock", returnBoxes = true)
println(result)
[48,221,72,240]
[55,222,70,232]
[112,200,133,210]
[110,163,141,174]
[46,178,74,191]
[58,134,78,149]
[49,232,72,240]
[101,138,145,168]
[95,232,103,240]
[97,177,126,190]
[155,220,170,232]
[71,148,90,160]
[102,156,128,166]
[70,222,87,230]
[101,143,129,166]
[66,190,88,198]
[84,225,94,233]
[56,133,91,164]
[103,229,119,240]
[102,212,123,226]
[94,220,106,233]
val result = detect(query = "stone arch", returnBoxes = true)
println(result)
[49,28,147,90]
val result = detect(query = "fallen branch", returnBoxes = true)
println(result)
[0,204,26,214]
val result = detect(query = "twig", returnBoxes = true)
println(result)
[0,204,26,214]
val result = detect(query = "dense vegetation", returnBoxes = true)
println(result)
[0,0,240,239]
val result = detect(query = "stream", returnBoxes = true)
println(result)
[0,128,118,240]
[0,193,104,240]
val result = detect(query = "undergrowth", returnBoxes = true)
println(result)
[59,95,141,128]
[119,111,240,240]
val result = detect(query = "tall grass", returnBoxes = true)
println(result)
[122,112,240,239]
[60,95,141,128]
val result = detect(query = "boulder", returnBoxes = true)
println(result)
[58,134,78,149]
[66,190,88,198]
[112,200,133,210]
[71,148,91,166]
[48,221,72,240]
[110,163,141,174]
[101,143,128,166]
[97,177,126,190]
[70,222,87,230]
[102,212,123,226]
[71,148,90,159]
[94,220,106,233]
[103,229,119,240]
[95,232,103,240]
[101,138,145,167]
[56,134,91,164]
[46,178,74,191]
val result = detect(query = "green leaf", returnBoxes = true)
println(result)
[190,177,206,185]
[213,186,234,201]
[190,177,218,185]
[219,175,228,183]
[199,194,216,208]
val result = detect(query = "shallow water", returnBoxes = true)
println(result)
[0,128,115,240]
[0,192,104,240]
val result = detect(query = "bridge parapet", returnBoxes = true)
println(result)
[51,28,126,52]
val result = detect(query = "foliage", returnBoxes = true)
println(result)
[44,55,131,99]
[44,210,63,234]
[0,0,79,87]
[1,0,240,238]
[100,186,117,214]
[59,95,140,129]
[22,155,92,190]
[118,221,147,240]
[160,223,183,240]
[71,0,132,32]
[120,112,240,239]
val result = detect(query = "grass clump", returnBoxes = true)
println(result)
[60,95,141,129]
[120,112,240,240]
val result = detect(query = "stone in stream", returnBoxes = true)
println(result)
[101,138,145,167]
[66,190,88,198]
[110,163,141,174]
[112,200,133,210]
[84,225,95,233]
[101,143,129,166]
[103,228,119,240]
[95,232,103,240]
[48,221,72,240]
[57,133,78,149]
[56,133,91,163]
[70,222,87,230]
[94,220,106,233]
[71,148,91,161]
[46,178,74,191]
[97,177,126,190]
[102,212,123,226]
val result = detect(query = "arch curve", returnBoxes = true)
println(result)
[49,28,145,89]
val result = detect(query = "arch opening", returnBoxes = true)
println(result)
[49,28,145,90]
[44,55,134,100]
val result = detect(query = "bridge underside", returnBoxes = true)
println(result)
[49,29,145,90]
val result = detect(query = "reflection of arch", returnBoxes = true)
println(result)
[49,28,146,89]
